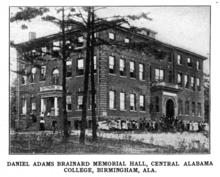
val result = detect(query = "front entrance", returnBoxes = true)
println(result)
[166,99,175,118]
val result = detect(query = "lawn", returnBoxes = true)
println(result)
[10,130,209,154]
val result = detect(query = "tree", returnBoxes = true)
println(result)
[11,7,156,144]
[203,72,210,123]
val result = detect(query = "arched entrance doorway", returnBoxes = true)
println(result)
[166,99,175,118]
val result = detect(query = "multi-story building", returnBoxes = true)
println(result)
[15,23,207,130]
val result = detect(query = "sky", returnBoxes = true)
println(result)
[10,6,210,78]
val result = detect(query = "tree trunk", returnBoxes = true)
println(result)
[79,7,91,144]
[90,7,97,142]
[61,7,69,140]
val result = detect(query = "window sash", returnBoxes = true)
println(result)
[77,59,84,69]
[130,62,134,71]
[109,91,115,109]
[109,32,115,40]
[140,95,145,107]
[120,92,125,110]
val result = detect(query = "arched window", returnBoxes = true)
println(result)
[52,69,59,84]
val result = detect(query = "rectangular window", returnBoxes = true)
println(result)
[109,32,115,40]
[130,61,136,78]
[21,98,26,115]
[155,96,159,112]
[66,60,72,77]
[66,95,72,111]
[185,75,189,89]
[191,76,195,91]
[93,56,97,73]
[197,78,201,91]
[30,67,36,83]
[40,98,46,114]
[140,95,145,111]
[187,58,192,67]
[40,66,46,81]
[77,36,84,47]
[77,59,84,76]
[196,61,201,70]
[130,93,136,111]
[192,102,195,116]
[197,103,202,116]
[120,92,126,110]
[124,38,130,43]
[109,91,116,109]
[139,63,145,80]
[178,73,182,87]
[21,76,27,85]
[52,41,60,57]
[109,56,116,74]
[120,59,126,76]
[30,97,36,112]
[168,52,172,63]
[155,69,164,82]
[178,99,183,115]
[185,101,190,115]
[177,54,182,65]
[77,93,83,110]
[168,70,172,83]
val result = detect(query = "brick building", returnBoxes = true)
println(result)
[15,24,206,130]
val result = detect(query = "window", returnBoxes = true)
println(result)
[140,95,145,111]
[139,64,145,80]
[197,103,202,117]
[187,58,192,67]
[77,58,84,76]
[120,92,126,110]
[185,101,190,115]
[66,60,72,77]
[155,96,159,112]
[109,32,115,40]
[40,66,46,81]
[91,56,97,74]
[30,67,36,83]
[130,93,136,111]
[197,78,201,91]
[89,91,96,109]
[192,102,195,116]
[168,52,172,63]
[120,59,126,76]
[130,61,136,78]
[155,69,164,82]
[21,76,27,85]
[52,69,59,85]
[40,98,46,114]
[177,54,182,65]
[77,36,84,47]
[77,93,83,110]
[66,95,72,111]
[21,98,26,115]
[178,99,183,115]
[109,91,116,109]
[196,61,201,70]
[52,41,60,57]
[185,75,189,89]
[168,70,172,83]
[109,56,116,74]
[191,76,195,91]
[124,38,130,43]
[157,50,164,60]
[30,97,36,112]
[177,73,182,87]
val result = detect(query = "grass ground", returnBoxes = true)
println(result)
[10,130,209,154]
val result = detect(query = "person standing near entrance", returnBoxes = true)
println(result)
[39,117,45,131]
[52,117,57,134]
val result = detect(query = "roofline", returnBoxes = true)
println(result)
[15,24,207,60]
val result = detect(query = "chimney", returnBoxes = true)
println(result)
[29,32,36,41]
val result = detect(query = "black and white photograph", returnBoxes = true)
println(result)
[1,1,219,176]
[9,6,210,154]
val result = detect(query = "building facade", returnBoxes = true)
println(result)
[15,25,206,130]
